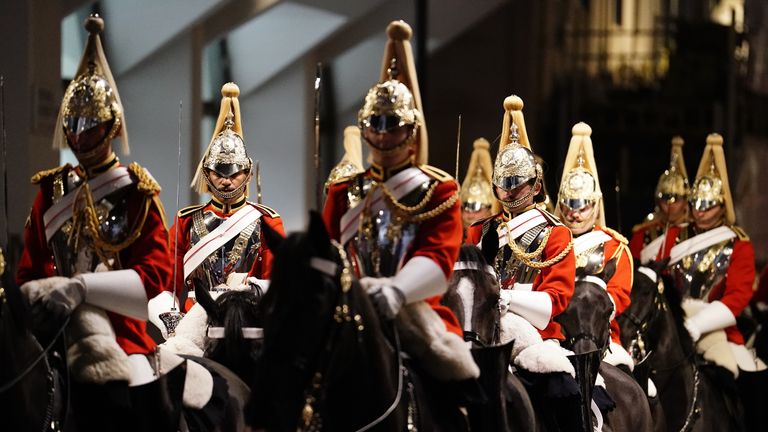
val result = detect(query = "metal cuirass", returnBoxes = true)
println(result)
[491,221,548,290]
[48,170,133,276]
[671,235,734,301]
[188,208,262,287]
[345,176,431,278]
[575,242,606,276]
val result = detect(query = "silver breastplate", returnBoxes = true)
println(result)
[575,242,606,275]
[48,170,133,276]
[189,209,262,287]
[671,237,734,300]
[492,222,547,289]
[345,176,430,278]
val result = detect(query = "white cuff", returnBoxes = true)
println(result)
[392,256,447,304]
[225,272,248,287]
[688,300,736,336]
[78,269,148,321]
[147,291,180,338]
[502,290,552,330]
[247,277,270,293]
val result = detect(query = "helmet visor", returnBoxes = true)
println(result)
[362,114,403,133]
[493,175,532,192]
[208,163,250,179]
[462,200,491,213]
[64,116,103,137]
[689,197,721,212]
[559,198,595,212]
[657,193,684,203]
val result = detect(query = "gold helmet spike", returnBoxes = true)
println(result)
[191,82,252,196]
[492,95,541,194]
[54,14,128,154]
[555,122,606,227]
[461,138,499,214]
[655,136,689,201]
[690,133,735,224]
[358,20,427,165]
[325,126,365,190]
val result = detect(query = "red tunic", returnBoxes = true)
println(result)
[663,226,755,344]
[168,201,285,312]
[17,164,171,355]
[592,226,633,345]
[629,218,663,260]
[324,167,464,337]
[465,213,576,341]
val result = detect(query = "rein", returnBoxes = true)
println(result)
[302,242,406,432]
[0,315,69,393]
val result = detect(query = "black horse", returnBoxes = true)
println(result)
[558,260,654,432]
[619,261,739,431]
[0,276,66,431]
[193,280,265,386]
[248,211,468,431]
[442,244,537,431]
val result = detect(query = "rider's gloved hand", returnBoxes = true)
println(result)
[21,276,85,321]
[360,277,405,320]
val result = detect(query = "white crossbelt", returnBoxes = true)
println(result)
[43,166,134,242]
[183,205,262,278]
[339,167,430,245]
[484,208,547,250]
[668,225,736,266]
[639,233,665,264]
[573,229,612,255]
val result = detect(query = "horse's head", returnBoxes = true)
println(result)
[618,259,668,360]
[193,279,264,384]
[558,258,617,354]
[443,245,500,347]
[250,211,388,430]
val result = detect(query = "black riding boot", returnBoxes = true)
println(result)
[738,369,768,432]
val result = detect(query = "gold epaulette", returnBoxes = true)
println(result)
[602,226,629,245]
[128,162,161,195]
[329,171,362,186]
[631,216,661,233]
[251,202,280,218]
[419,164,454,182]
[30,164,71,184]
[178,204,205,218]
[730,225,750,241]
[537,208,563,226]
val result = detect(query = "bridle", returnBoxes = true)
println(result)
[623,267,666,363]
[624,267,702,432]
[300,240,405,432]
[0,301,68,432]
[565,275,611,352]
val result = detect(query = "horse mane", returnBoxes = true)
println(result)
[659,270,696,351]
[206,290,263,360]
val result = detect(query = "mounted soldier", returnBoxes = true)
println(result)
[554,122,635,372]
[323,20,478,382]
[665,133,767,430]
[629,136,689,264]
[465,96,593,431]
[157,82,285,355]
[16,15,178,430]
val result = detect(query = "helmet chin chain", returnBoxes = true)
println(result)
[498,177,539,213]
[205,174,249,201]
[364,129,417,156]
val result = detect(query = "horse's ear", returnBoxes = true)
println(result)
[602,258,617,282]
[307,210,331,249]
[194,278,219,321]
[480,221,499,266]
[261,220,284,254]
